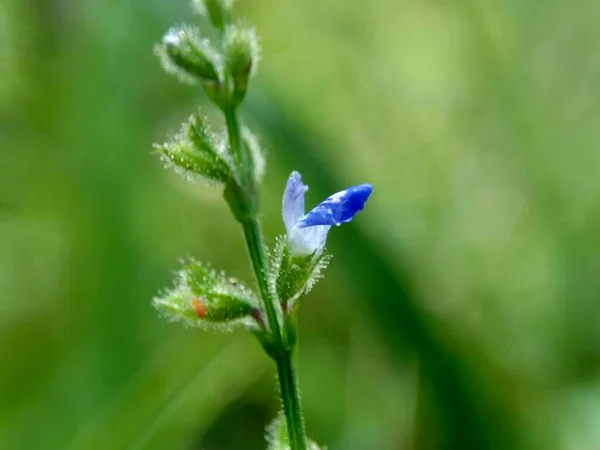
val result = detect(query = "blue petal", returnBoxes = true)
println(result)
[282,171,308,234]
[296,183,372,229]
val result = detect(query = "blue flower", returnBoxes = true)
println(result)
[282,171,372,255]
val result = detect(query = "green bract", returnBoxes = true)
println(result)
[242,125,266,183]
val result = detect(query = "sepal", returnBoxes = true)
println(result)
[270,236,331,314]
[153,258,260,331]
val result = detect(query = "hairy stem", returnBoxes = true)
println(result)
[224,107,243,168]
[275,350,306,449]
[241,217,282,343]
[224,106,253,188]
[242,217,308,450]
[225,108,308,450]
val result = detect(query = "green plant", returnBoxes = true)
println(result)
[152,1,371,448]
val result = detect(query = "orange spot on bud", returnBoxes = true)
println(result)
[191,297,207,318]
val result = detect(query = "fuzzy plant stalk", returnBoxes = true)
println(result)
[151,1,372,448]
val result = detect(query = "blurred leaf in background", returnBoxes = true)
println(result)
[2,0,600,449]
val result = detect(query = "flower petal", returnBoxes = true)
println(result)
[282,171,308,234]
[296,183,372,228]
[289,225,331,256]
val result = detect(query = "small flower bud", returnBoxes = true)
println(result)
[223,24,260,106]
[202,292,255,322]
[156,26,220,84]
[193,0,233,31]
[153,259,261,331]
[224,24,258,78]
[155,110,232,184]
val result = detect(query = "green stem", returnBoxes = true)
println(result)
[276,350,306,449]
[224,107,244,174]
[241,217,282,343]
[224,106,254,189]
[241,218,308,450]
[224,107,308,450]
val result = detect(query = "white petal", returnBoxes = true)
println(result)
[289,225,331,256]
[282,171,308,235]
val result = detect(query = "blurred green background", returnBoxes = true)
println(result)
[3,0,600,449]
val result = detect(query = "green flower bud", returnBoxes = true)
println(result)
[223,24,260,106]
[192,0,233,31]
[270,237,331,314]
[155,110,232,184]
[156,26,220,84]
[153,258,260,331]
[192,293,253,322]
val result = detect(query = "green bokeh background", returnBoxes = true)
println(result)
[2,0,600,449]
